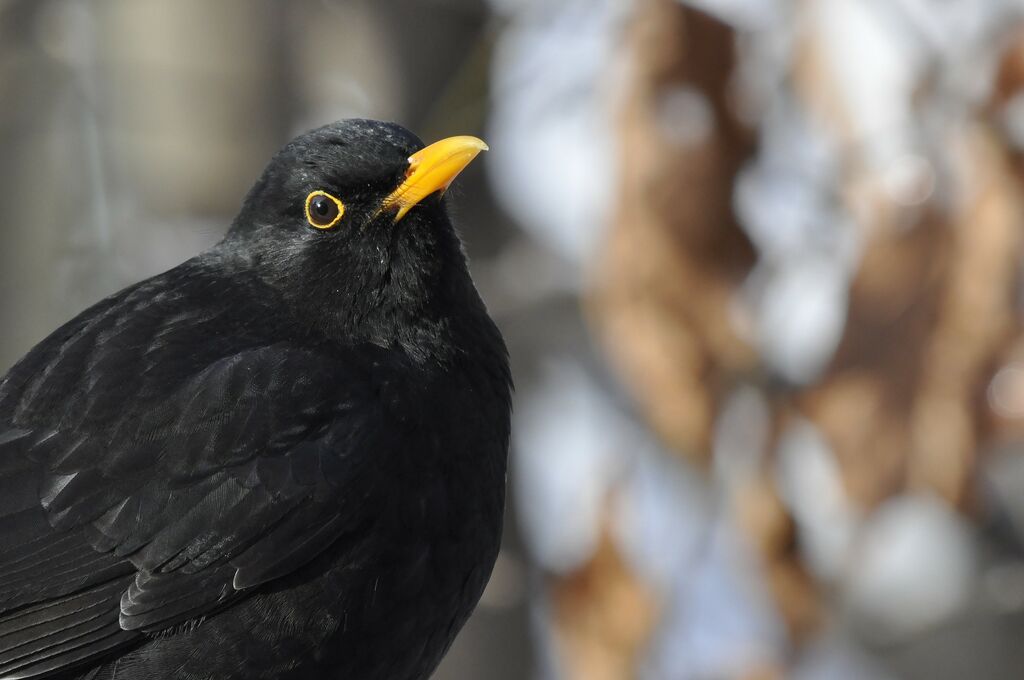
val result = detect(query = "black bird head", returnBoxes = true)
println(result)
[222,119,493,359]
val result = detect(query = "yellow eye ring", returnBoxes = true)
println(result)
[304,190,345,230]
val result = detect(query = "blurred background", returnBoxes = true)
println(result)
[5,0,1024,678]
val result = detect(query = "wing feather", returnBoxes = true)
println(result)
[0,577,136,679]
[0,265,388,677]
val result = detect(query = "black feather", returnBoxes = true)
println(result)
[0,119,511,680]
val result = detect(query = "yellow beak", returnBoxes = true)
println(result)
[381,135,488,221]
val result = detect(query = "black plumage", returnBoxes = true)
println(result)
[0,119,511,680]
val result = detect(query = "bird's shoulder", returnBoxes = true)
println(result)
[0,254,414,671]
[0,253,360,430]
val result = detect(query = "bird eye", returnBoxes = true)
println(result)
[304,191,345,230]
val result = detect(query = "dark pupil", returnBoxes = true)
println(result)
[312,197,333,219]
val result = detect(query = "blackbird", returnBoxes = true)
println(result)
[0,119,511,680]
